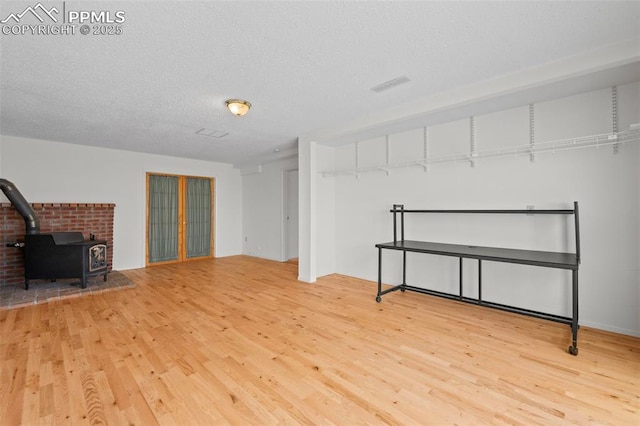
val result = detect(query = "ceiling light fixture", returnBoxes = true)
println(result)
[225,99,251,116]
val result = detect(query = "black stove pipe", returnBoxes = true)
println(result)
[0,178,40,234]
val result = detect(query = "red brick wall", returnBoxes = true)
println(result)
[0,203,114,286]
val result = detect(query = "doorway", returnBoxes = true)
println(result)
[146,173,215,265]
[284,170,299,261]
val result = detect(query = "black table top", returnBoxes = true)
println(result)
[375,240,578,270]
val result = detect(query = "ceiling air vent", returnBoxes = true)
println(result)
[196,128,229,138]
[370,75,411,93]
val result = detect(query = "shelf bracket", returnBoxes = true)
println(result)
[612,86,620,154]
[416,160,429,172]
[422,127,430,172]
[381,135,391,175]
[386,135,391,165]
[470,117,476,168]
[378,167,391,176]
[529,104,536,163]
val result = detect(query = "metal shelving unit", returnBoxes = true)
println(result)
[375,203,582,355]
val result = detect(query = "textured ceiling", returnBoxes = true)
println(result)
[1,1,639,167]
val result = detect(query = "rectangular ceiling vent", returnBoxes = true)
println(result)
[370,75,411,93]
[196,128,229,138]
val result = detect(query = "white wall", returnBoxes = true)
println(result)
[0,136,243,270]
[298,140,317,282]
[242,157,297,261]
[323,82,640,336]
[316,145,336,277]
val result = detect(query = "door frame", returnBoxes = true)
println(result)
[281,169,299,262]
[145,172,215,266]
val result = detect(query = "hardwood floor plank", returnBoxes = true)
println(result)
[1,255,638,424]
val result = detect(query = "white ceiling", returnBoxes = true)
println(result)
[1,1,639,167]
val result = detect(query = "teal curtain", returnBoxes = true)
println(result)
[186,177,211,258]
[148,175,179,263]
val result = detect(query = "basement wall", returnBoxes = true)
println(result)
[0,136,243,271]
[320,81,640,336]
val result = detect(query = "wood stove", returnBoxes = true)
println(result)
[24,232,108,289]
[1,178,109,289]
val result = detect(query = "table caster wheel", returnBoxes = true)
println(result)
[375,296,382,303]
[568,345,578,356]
[400,287,406,292]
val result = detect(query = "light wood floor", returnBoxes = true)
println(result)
[1,256,638,425]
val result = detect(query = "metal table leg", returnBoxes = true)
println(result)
[478,259,482,304]
[459,257,463,300]
[568,269,579,355]
[376,247,382,302]
[401,251,407,292]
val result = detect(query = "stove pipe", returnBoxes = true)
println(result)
[0,178,40,235]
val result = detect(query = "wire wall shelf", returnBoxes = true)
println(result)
[321,127,640,178]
